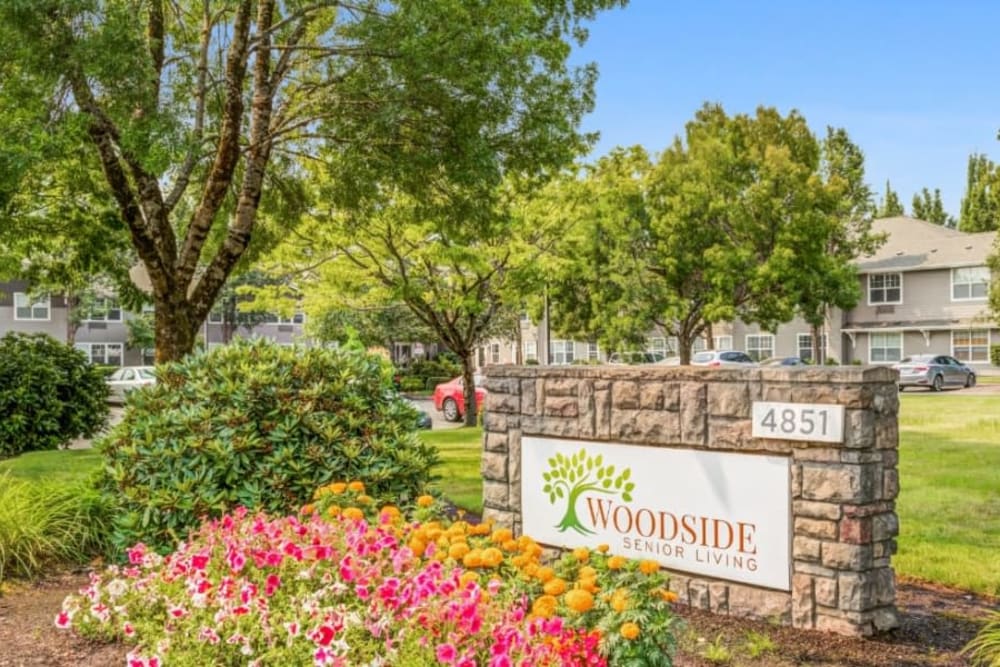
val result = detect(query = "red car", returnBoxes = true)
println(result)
[433,374,487,422]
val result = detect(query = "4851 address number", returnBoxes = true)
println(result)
[751,401,845,443]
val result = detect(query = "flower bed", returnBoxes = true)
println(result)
[57,484,677,665]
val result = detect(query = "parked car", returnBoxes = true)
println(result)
[106,366,157,401]
[409,402,433,429]
[760,356,808,367]
[432,374,487,422]
[893,354,976,391]
[690,350,757,367]
[608,351,665,364]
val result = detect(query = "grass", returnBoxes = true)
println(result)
[0,449,102,483]
[420,427,483,515]
[896,393,1000,595]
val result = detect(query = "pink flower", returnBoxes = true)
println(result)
[126,544,147,565]
[436,643,457,663]
[123,622,136,638]
[54,611,71,629]
[265,574,281,596]
[190,554,210,571]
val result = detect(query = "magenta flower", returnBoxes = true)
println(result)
[435,642,457,663]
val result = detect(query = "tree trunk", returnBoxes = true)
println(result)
[706,322,715,350]
[514,323,523,365]
[678,331,693,366]
[811,322,823,365]
[65,293,80,347]
[461,352,478,427]
[154,297,199,363]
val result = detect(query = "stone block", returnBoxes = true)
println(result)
[874,568,896,605]
[875,419,898,450]
[594,389,612,439]
[544,378,580,397]
[639,382,665,410]
[482,481,509,510]
[688,580,710,610]
[484,431,508,453]
[872,606,899,631]
[793,448,843,463]
[791,573,815,628]
[487,392,520,414]
[728,585,791,623]
[612,408,680,445]
[481,451,508,482]
[872,513,899,541]
[668,574,691,605]
[822,543,873,570]
[521,379,537,416]
[709,582,729,613]
[484,376,520,394]
[794,562,837,578]
[508,440,522,485]
[483,412,519,433]
[839,517,873,544]
[801,464,875,503]
[795,517,838,540]
[837,572,874,611]
[680,383,707,445]
[483,509,515,529]
[844,409,875,448]
[791,463,802,498]
[708,382,751,418]
[612,381,640,409]
[793,500,842,521]
[814,576,838,607]
[544,395,579,418]
[793,536,822,562]
[707,418,753,450]
[508,479,521,510]
[882,469,899,500]
[815,611,868,636]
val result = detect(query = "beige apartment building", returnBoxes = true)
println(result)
[476,217,999,370]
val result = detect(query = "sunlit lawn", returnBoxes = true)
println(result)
[420,427,483,515]
[0,449,102,483]
[896,393,1000,594]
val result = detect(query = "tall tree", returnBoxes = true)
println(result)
[541,105,864,364]
[0,0,623,362]
[911,187,955,227]
[959,154,1000,232]
[876,180,905,218]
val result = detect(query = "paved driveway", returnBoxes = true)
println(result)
[409,398,463,430]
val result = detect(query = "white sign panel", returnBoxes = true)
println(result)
[521,437,791,591]
[751,401,845,443]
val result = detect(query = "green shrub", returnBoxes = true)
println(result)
[991,344,1000,366]
[399,376,426,392]
[966,611,1000,666]
[0,473,111,582]
[97,339,439,553]
[0,332,109,458]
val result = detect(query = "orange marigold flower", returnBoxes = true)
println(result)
[502,539,519,552]
[639,559,660,575]
[416,495,435,508]
[535,566,556,583]
[481,548,504,568]
[300,503,315,515]
[459,571,479,587]
[408,538,427,558]
[326,505,342,517]
[611,589,629,613]
[329,482,347,494]
[597,543,610,553]
[379,505,401,518]
[660,589,679,603]
[578,566,597,580]
[620,622,640,640]
[543,578,567,596]
[578,577,600,594]
[355,494,373,505]
[347,481,365,492]
[342,507,364,521]
[462,549,484,568]
[531,595,558,618]
[572,547,590,563]
[448,543,471,561]
[607,555,628,570]
[491,528,514,544]
[565,589,594,613]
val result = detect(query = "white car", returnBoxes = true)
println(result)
[690,350,757,367]
[106,366,157,402]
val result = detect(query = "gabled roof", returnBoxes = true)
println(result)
[855,216,996,273]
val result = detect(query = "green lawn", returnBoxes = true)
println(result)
[0,449,102,483]
[420,427,483,515]
[896,393,1000,594]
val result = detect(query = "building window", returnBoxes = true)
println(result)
[489,343,501,365]
[952,329,990,363]
[798,333,827,363]
[523,341,537,362]
[13,293,50,321]
[208,310,224,323]
[83,297,122,322]
[714,335,733,350]
[646,337,666,358]
[745,334,774,362]
[869,332,902,363]
[692,337,707,353]
[587,342,600,361]
[75,343,123,366]
[868,273,902,304]
[550,339,575,365]
[952,266,990,301]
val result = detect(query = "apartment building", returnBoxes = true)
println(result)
[0,280,309,364]
[476,216,999,369]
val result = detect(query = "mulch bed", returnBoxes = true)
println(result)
[0,572,996,666]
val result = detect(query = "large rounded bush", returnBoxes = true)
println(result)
[0,333,109,458]
[98,338,439,552]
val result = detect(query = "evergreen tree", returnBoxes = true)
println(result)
[911,187,955,227]
[876,180,905,217]
[959,154,1000,232]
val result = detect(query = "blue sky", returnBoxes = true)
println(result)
[573,0,1000,217]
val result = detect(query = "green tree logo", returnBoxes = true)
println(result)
[542,449,634,535]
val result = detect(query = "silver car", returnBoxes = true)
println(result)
[893,354,976,391]
[106,366,157,402]
[690,350,757,367]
